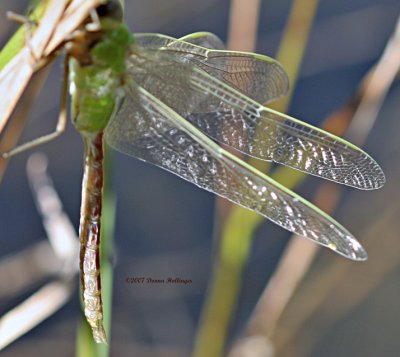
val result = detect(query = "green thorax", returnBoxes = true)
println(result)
[70,18,134,134]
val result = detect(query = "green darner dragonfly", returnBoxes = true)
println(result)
[0,0,385,344]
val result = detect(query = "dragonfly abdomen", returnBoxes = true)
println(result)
[79,132,106,343]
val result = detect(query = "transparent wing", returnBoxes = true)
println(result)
[134,33,288,104]
[105,84,367,261]
[178,32,225,49]
[127,49,385,190]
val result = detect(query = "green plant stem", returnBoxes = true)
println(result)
[193,209,261,357]
[193,1,320,356]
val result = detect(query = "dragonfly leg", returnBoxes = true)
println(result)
[86,9,102,32]
[6,11,36,26]
[64,9,101,43]
[6,11,39,62]
[63,10,101,47]
[1,57,69,159]
[62,7,104,51]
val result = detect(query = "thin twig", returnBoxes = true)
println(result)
[0,153,79,350]
[227,0,261,51]
[347,14,400,145]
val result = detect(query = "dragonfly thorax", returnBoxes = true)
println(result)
[69,19,133,134]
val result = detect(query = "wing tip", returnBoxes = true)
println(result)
[271,61,290,98]
[326,237,368,261]
[354,155,386,190]
[369,159,386,189]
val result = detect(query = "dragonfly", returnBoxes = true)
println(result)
[0,0,385,344]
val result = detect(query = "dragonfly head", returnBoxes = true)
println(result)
[96,0,123,22]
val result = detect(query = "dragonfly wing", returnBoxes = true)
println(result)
[105,83,367,261]
[137,32,225,50]
[134,33,288,104]
[178,32,225,49]
[127,50,385,190]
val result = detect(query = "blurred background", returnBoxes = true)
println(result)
[0,0,399,356]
